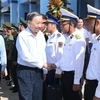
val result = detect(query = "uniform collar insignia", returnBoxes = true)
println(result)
[57,33,61,38]
[70,34,74,39]
[97,35,100,41]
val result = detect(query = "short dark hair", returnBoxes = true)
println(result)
[26,12,42,21]
[70,20,77,28]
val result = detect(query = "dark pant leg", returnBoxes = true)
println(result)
[42,81,47,100]
[46,69,55,85]
[61,72,82,100]
[84,80,98,100]
[7,59,12,79]
[17,65,43,100]
[83,46,90,79]
[32,72,43,100]
[12,65,18,89]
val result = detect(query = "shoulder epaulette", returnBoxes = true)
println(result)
[57,33,61,38]
[97,36,100,41]
[45,32,49,36]
[70,34,74,39]
[75,34,81,39]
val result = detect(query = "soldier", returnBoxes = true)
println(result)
[84,4,100,100]
[18,17,27,32]
[51,8,86,100]
[10,23,18,93]
[3,22,14,82]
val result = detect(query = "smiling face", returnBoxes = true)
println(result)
[84,19,96,33]
[28,15,43,34]
[77,19,83,29]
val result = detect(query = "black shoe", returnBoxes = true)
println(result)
[4,76,10,80]
[7,80,14,86]
[9,87,16,90]
[12,89,18,93]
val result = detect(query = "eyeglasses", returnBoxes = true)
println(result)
[60,23,69,27]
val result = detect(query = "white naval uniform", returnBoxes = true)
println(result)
[46,30,65,74]
[56,31,86,84]
[86,35,100,98]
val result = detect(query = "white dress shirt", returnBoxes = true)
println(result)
[16,27,47,69]
[0,35,7,71]
[56,31,86,84]
[86,35,100,98]
[46,30,65,74]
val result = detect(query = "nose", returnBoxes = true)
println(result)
[38,23,42,28]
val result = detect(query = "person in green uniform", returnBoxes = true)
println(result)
[10,23,18,93]
[3,22,14,83]
[18,17,27,32]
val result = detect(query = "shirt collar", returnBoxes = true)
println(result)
[50,30,59,38]
[25,27,43,37]
[66,31,76,40]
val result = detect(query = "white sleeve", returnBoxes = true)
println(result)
[95,81,100,98]
[42,35,48,74]
[74,39,86,84]
[55,35,65,62]
[55,35,65,74]
[55,67,62,74]
[95,47,100,98]
[0,36,7,71]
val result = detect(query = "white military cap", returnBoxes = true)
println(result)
[85,4,100,19]
[59,8,79,22]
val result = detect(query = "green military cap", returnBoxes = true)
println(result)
[11,23,18,31]
[3,22,12,28]
[19,17,27,27]
[42,14,47,23]
[0,27,3,32]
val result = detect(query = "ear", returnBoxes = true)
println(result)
[96,19,99,26]
[27,20,31,26]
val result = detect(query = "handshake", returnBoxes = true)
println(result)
[43,63,57,70]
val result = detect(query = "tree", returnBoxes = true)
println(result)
[47,0,73,20]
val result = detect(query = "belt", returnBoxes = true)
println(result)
[62,71,74,74]
[86,79,98,83]
[18,64,42,73]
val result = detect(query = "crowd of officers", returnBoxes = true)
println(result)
[0,4,100,100]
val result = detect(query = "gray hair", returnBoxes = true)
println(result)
[26,12,42,21]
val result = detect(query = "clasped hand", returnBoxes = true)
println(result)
[43,63,56,70]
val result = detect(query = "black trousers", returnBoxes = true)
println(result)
[61,71,82,100]
[17,64,43,100]
[6,50,11,78]
[84,79,98,100]
[11,64,18,89]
